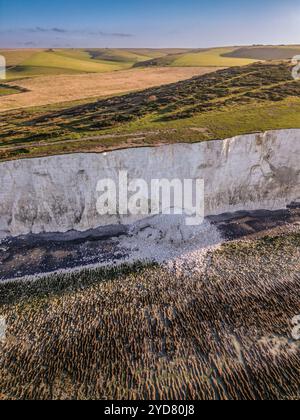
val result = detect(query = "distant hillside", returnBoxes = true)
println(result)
[0,48,190,80]
[222,46,300,60]
[86,48,188,63]
[134,47,257,68]
[1,45,299,81]
[1,49,132,80]
[134,45,300,68]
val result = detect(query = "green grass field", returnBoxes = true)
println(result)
[21,50,126,71]
[4,49,131,80]
[134,47,259,68]
[170,48,258,67]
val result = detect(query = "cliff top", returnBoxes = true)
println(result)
[1,62,300,162]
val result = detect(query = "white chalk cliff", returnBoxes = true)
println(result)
[0,129,299,238]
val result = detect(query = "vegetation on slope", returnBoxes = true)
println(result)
[0,67,213,111]
[0,84,26,96]
[1,62,300,161]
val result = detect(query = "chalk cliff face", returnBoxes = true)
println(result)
[0,129,299,238]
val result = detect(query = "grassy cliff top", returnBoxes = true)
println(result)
[0,62,300,161]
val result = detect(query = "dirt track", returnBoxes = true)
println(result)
[0,67,221,111]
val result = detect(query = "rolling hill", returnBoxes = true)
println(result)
[134,47,259,67]
[85,48,172,63]
[3,49,131,80]
[222,45,300,60]
[0,48,187,80]
[1,45,299,81]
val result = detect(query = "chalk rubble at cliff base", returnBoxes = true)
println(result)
[1,205,300,281]
[118,215,223,275]
[0,215,223,281]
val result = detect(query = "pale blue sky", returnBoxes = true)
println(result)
[0,0,299,48]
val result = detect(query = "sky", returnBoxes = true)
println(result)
[0,0,299,48]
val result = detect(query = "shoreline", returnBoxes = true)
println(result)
[1,205,299,283]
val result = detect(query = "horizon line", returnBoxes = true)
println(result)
[1,43,300,50]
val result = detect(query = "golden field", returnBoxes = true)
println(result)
[0,67,221,111]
